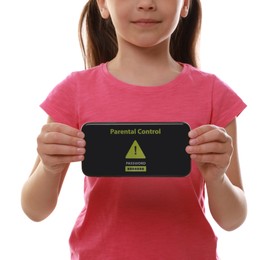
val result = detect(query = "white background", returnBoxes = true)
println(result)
[0,0,264,259]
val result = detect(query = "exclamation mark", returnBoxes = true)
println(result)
[134,145,137,155]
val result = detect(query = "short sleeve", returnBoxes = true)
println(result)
[40,73,78,128]
[210,75,246,127]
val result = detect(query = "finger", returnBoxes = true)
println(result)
[40,131,86,147]
[188,125,219,138]
[42,123,85,138]
[39,143,86,156]
[186,140,232,155]
[189,153,231,166]
[39,123,85,148]
[41,154,85,166]
[189,126,229,145]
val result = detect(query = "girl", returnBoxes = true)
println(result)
[21,0,247,259]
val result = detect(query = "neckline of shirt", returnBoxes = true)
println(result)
[101,62,189,93]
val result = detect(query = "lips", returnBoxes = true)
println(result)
[132,19,161,25]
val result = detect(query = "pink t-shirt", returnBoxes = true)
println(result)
[41,63,246,260]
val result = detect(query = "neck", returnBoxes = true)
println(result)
[108,41,182,86]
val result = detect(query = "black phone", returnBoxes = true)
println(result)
[81,122,191,177]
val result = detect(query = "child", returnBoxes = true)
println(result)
[21,0,247,259]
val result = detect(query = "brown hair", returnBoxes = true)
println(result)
[78,0,202,68]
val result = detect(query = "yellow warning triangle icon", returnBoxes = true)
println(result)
[125,140,146,159]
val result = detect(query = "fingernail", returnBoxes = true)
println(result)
[77,131,85,138]
[189,139,197,145]
[77,140,86,147]
[186,146,192,153]
[77,148,86,154]
[188,130,196,138]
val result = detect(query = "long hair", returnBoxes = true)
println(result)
[78,0,202,68]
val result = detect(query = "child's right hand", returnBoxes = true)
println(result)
[36,122,86,175]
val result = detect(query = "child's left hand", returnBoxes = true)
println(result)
[186,125,233,183]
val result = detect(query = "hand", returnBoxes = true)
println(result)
[186,125,233,183]
[37,122,86,175]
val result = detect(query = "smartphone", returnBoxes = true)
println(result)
[81,122,191,177]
